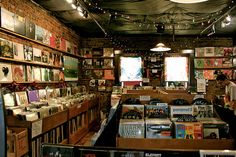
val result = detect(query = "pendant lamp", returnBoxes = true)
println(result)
[150,43,171,52]
[170,0,208,3]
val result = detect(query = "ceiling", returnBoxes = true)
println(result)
[32,0,236,38]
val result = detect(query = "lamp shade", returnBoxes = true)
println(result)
[150,43,171,52]
[170,0,208,3]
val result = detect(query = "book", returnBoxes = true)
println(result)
[193,105,213,118]
[12,64,25,82]
[0,7,14,31]
[214,58,223,67]
[15,91,28,106]
[13,42,24,60]
[38,89,47,101]
[33,48,42,62]
[33,66,41,82]
[103,48,114,57]
[53,69,60,81]
[0,38,13,58]
[41,50,49,63]
[169,105,193,118]
[28,90,39,103]
[145,103,168,118]
[199,118,230,139]
[66,40,72,53]
[35,25,44,42]
[25,19,35,39]
[48,69,54,81]
[195,47,204,57]
[103,70,115,80]
[119,119,145,138]
[103,59,113,68]
[203,70,214,80]
[194,70,204,79]
[0,62,13,82]
[43,29,50,45]
[3,93,15,107]
[204,47,215,57]
[204,58,214,68]
[49,33,56,48]
[121,104,144,119]
[63,56,78,81]
[214,47,224,56]
[145,119,172,139]
[23,44,33,61]
[41,68,49,82]
[194,59,204,68]
[26,65,33,82]
[175,122,202,139]
[53,53,62,66]
[13,14,26,35]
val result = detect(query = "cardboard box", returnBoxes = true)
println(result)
[7,127,28,157]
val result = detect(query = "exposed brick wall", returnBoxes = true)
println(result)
[0,0,81,47]
[81,36,233,53]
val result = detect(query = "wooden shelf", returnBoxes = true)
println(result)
[0,81,63,84]
[83,67,114,70]
[195,56,233,58]
[195,67,233,70]
[0,57,62,69]
[84,57,114,59]
[0,27,82,59]
[116,138,235,150]
[42,110,68,133]
[68,101,88,119]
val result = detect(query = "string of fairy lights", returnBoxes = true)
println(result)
[65,0,236,53]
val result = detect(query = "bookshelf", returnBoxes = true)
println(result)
[6,96,100,157]
[194,47,236,80]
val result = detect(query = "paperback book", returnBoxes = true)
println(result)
[13,42,24,60]
[121,104,144,119]
[12,64,25,82]
[145,119,172,139]
[119,119,145,138]
[0,38,13,58]
[0,62,13,82]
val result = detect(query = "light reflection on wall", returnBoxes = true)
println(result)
[165,57,189,81]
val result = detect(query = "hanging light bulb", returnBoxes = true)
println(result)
[71,4,76,9]
[66,0,73,3]
[170,0,208,3]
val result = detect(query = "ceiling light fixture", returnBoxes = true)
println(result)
[150,43,171,52]
[66,0,73,3]
[170,0,208,3]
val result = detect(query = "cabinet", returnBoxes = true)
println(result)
[81,48,115,92]
[143,54,164,86]
[194,47,236,80]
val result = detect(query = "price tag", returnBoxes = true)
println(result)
[140,95,150,101]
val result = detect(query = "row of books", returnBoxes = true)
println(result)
[121,104,214,120]
[83,58,114,68]
[69,113,87,135]
[32,125,67,157]
[84,69,114,80]
[0,37,63,66]
[195,47,236,57]
[81,48,114,57]
[194,58,233,68]
[0,7,78,54]
[89,79,114,92]
[119,118,229,139]
[0,62,64,82]
[194,69,233,80]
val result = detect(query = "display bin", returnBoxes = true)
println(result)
[116,137,235,150]
[7,127,29,157]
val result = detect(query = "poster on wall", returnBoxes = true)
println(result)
[120,56,142,82]
[164,56,189,82]
[63,56,78,81]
